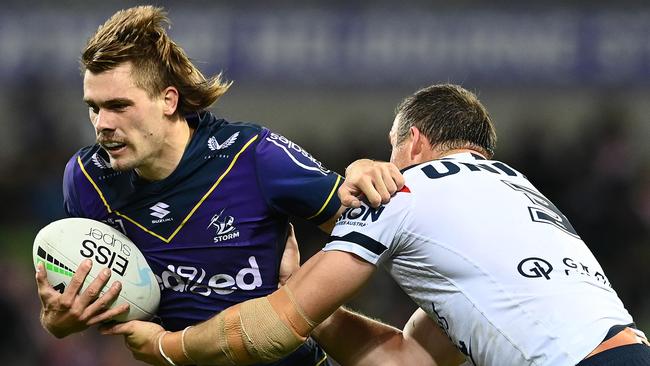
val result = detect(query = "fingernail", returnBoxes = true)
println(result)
[85,259,93,268]
[103,268,111,277]
[113,282,121,290]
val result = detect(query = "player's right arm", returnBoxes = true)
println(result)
[36,155,129,338]
[35,259,128,338]
[253,130,403,234]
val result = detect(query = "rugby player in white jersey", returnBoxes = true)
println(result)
[104,84,650,366]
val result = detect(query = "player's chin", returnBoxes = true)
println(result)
[109,157,136,172]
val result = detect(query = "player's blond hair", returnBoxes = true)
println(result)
[81,5,231,115]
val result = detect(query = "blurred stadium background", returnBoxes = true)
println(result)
[1,1,649,364]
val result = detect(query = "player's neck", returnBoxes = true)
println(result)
[136,117,194,181]
[435,148,486,160]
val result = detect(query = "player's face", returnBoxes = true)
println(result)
[83,62,167,173]
[389,116,413,169]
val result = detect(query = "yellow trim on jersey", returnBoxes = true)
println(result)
[115,211,169,242]
[77,156,113,213]
[166,135,258,242]
[77,135,259,243]
[306,174,342,220]
[315,354,328,366]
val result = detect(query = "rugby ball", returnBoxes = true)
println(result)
[33,217,160,322]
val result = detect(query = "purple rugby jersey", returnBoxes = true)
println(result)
[62,111,342,334]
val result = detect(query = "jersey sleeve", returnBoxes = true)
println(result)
[324,188,412,265]
[62,154,83,217]
[255,128,343,225]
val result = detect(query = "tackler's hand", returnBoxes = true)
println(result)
[339,159,404,208]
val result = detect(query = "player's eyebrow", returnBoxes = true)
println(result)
[83,98,134,108]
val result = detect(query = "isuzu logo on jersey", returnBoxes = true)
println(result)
[155,256,262,297]
[208,209,241,243]
[336,205,386,227]
[266,132,330,175]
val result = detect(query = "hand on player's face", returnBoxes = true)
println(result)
[35,259,129,338]
[339,159,404,208]
[100,320,166,365]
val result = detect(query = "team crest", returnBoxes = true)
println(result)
[208,209,240,243]
[208,132,239,151]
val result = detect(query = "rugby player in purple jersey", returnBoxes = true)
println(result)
[34,6,403,366]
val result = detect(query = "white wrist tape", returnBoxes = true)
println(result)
[157,331,178,366]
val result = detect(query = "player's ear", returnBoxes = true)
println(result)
[162,86,179,116]
[409,126,434,162]
[409,126,423,158]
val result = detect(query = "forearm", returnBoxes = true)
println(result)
[160,288,314,366]
[312,307,437,366]
[157,251,375,365]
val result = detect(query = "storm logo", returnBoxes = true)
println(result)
[208,209,240,243]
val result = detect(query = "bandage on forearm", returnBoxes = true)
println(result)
[211,285,317,364]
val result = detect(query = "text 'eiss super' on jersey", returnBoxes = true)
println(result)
[325,152,632,366]
[62,111,342,334]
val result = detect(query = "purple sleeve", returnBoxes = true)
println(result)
[62,154,83,217]
[255,129,342,225]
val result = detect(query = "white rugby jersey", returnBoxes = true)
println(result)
[325,152,633,366]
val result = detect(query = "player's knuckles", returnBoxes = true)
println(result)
[58,297,74,309]
[84,286,101,300]
[68,275,85,291]
[67,307,84,320]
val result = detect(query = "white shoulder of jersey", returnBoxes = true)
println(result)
[325,184,414,265]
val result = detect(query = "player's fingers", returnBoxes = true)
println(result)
[78,267,112,307]
[371,170,391,206]
[60,259,93,308]
[380,167,399,197]
[35,262,57,303]
[98,318,132,335]
[87,303,130,327]
[83,280,122,319]
[350,176,382,208]
[337,184,362,208]
[388,163,405,189]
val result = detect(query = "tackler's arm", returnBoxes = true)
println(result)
[160,250,376,365]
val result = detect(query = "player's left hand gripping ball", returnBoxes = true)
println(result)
[33,218,160,322]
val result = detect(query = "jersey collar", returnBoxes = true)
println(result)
[400,151,487,173]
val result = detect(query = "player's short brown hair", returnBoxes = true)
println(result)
[81,5,231,115]
[395,84,497,158]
